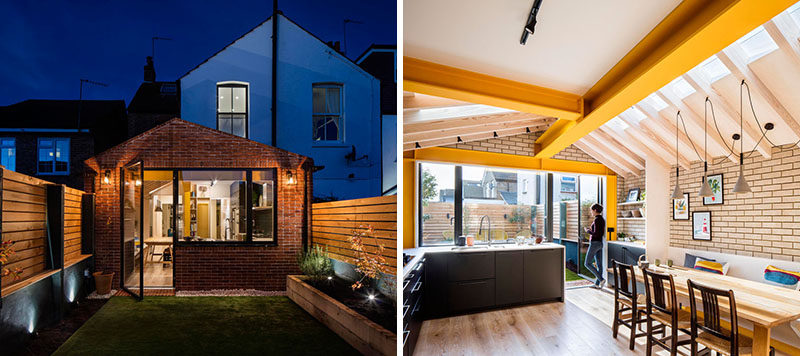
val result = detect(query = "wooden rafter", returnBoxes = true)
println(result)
[590,129,646,170]
[405,111,551,135]
[599,126,673,169]
[655,91,738,163]
[405,116,555,145]
[682,72,772,158]
[634,102,705,163]
[403,126,540,151]
[618,111,691,169]
[573,140,633,177]
[582,133,642,174]
[717,50,800,148]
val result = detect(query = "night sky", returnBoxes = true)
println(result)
[0,0,396,106]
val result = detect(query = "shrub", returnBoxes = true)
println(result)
[297,245,333,284]
[349,225,389,291]
[1,240,22,280]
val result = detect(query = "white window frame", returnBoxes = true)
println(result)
[216,81,249,138]
[312,83,344,142]
[37,137,70,175]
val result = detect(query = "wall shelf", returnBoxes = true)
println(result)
[618,217,646,221]
[618,200,646,206]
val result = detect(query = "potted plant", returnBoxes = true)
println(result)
[297,245,333,286]
[93,271,115,295]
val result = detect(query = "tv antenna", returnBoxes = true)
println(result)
[78,79,109,130]
[152,36,172,60]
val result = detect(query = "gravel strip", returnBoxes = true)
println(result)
[86,290,117,299]
[176,289,286,297]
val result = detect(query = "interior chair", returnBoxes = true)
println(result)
[686,279,770,356]
[612,260,649,350]
[642,268,693,356]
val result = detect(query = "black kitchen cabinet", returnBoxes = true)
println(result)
[524,248,564,302]
[447,251,494,281]
[403,258,426,356]
[420,247,564,319]
[606,242,645,289]
[495,251,524,306]
[447,279,496,313]
[424,252,448,318]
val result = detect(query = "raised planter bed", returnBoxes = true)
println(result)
[287,275,395,356]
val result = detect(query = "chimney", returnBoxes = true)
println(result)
[144,56,156,82]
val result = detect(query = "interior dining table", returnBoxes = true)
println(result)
[143,237,174,264]
[610,264,800,356]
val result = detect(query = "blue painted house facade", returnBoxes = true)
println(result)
[180,13,384,200]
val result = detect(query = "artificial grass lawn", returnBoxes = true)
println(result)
[565,252,599,281]
[53,296,358,356]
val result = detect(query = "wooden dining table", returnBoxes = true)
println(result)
[610,265,800,356]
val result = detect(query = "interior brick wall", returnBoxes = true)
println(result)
[617,170,646,240]
[84,119,314,291]
[669,147,800,262]
[445,131,599,164]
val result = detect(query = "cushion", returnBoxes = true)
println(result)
[764,265,800,287]
[684,253,716,268]
[695,260,725,274]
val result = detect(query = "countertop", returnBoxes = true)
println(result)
[608,240,646,248]
[402,242,565,278]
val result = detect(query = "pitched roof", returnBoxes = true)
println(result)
[127,81,180,114]
[87,118,310,168]
[0,99,126,129]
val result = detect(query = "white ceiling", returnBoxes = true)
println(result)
[404,0,682,95]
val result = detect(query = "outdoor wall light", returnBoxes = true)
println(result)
[103,170,111,184]
[135,179,142,186]
[286,170,296,185]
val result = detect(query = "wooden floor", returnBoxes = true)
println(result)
[124,262,173,289]
[414,287,677,356]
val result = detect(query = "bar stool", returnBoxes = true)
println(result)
[612,260,649,350]
[642,268,693,356]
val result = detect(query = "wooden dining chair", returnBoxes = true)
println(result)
[612,260,649,350]
[687,279,757,356]
[643,268,693,356]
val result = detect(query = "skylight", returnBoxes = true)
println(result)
[667,77,696,99]
[606,117,629,132]
[626,107,647,122]
[789,2,800,30]
[737,26,778,63]
[644,93,669,111]
[699,56,731,83]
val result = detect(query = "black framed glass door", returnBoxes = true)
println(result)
[121,160,144,299]
[578,175,603,281]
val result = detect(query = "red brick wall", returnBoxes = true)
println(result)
[84,119,313,291]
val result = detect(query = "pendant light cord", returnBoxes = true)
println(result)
[742,81,800,151]
[677,111,703,162]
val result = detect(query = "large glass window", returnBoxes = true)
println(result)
[312,83,343,141]
[1,138,16,171]
[252,170,276,242]
[37,138,69,175]
[217,83,248,138]
[419,162,455,246]
[462,166,546,244]
[177,170,248,242]
[418,162,547,247]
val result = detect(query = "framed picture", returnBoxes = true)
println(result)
[692,211,712,241]
[626,188,640,202]
[703,174,723,205]
[673,193,689,220]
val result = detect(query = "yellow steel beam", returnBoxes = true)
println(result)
[534,0,796,158]
[404,57,583,121]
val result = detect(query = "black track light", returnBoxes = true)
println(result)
[520,0,544,45]
[415,142,421,149]
[457,136,463,143]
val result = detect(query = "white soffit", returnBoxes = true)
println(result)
[404,0,682,95]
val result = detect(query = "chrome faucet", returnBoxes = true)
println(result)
[478,215,492,246]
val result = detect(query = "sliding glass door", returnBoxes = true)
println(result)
[121,160,144,299]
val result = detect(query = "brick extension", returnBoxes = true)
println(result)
[84,118,314,291]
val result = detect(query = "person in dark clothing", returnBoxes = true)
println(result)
[584,204,606,288]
